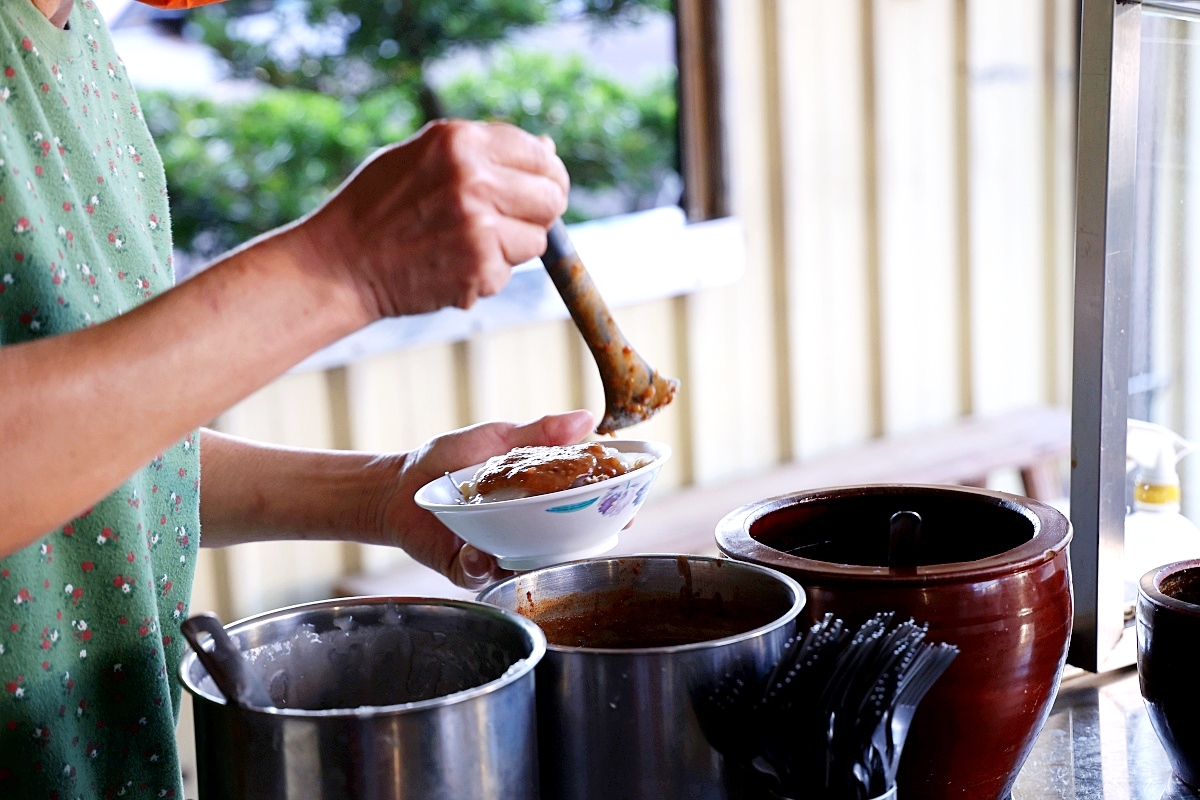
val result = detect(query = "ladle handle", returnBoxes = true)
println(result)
[540,218,624,358]
[542,217,578,267]
[888,510,923,569]
[181,612,274,709]
[540,218,680,434]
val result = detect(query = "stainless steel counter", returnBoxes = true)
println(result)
[1012,666,1198,800]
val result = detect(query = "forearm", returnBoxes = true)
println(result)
[197,428,398,547]
[0,120,569,559]
[0,226,369,554]
[200,410,598,588]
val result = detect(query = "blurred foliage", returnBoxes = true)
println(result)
[441,49,676,217]
[148,0,678,256]
[142,87,420,257]
[189,0,670,118]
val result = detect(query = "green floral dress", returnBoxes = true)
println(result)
[0,2,200,797]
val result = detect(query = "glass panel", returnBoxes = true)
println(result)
[1126,10,1200,606]
[1145,1,1200,23]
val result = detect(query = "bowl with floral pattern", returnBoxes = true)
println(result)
[415,440,671,571]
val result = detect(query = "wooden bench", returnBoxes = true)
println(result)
[336,405,1071,601]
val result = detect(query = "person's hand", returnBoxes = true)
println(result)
[292,119,570,323]
[379,409,596,589]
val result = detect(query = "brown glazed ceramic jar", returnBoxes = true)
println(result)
[1137,559,1200,790]
[715,484,1073,800]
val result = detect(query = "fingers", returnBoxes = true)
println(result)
[430,413,592,587]
[489,167,570,226]
[453,409,595,462]
[504,409,596,449]
[490,216,553,271]
[458,122,568,226]
[411,528,505,591]
[433,410,595,479]
[448,544,512,590]
[304,118,572,323]
[403,410,595,516]
[409,217,540,310]
[421,120,568,224]
[482,122,570,197]
[393,505,496,590]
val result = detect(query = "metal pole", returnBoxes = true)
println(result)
[1068,0,1141,672]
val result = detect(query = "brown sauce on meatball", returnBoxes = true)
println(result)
[462,443,645,503]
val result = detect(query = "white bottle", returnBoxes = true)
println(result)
[1124,436,1200,604]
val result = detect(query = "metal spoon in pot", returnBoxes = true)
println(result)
[181,612,275,709]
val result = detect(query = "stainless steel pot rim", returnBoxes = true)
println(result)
[771,788,896,800]
[477,553,807,655]
[179,595,547,718]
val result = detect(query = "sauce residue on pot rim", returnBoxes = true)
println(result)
[521,588,778,649]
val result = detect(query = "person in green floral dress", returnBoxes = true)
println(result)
[0,0,587,796]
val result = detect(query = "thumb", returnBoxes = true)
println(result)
[448,544,511,590]
[502,409,596,449]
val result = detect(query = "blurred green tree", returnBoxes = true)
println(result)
[440,49,676,216]
[190,0,670,120]
[147,0,678,257]
[142,87,420,258]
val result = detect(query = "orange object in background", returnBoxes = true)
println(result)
[135,0,225,8]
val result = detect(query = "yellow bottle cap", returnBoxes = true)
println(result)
[1135,482,1182,506]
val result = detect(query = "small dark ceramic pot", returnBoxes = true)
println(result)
[1137,559,1200,789]
[715,484,1073,800]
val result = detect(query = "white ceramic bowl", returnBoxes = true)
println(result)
[415,440,671,571]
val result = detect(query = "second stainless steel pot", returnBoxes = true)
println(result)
[477,554,805,800]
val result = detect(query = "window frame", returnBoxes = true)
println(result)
[1068,0,1200,673]
[1069,0,1137,673]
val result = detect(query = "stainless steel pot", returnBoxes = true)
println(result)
[179,596,546,800]
[477,554,805,800]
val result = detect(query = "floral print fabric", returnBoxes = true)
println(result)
[0,2,199,797]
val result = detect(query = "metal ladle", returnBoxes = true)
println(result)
[181,611,274,709]
[541,219,681,435]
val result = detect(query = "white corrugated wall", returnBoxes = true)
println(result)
[190,0,1078,623]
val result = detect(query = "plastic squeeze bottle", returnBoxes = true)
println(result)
[1124,429,1200,604]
